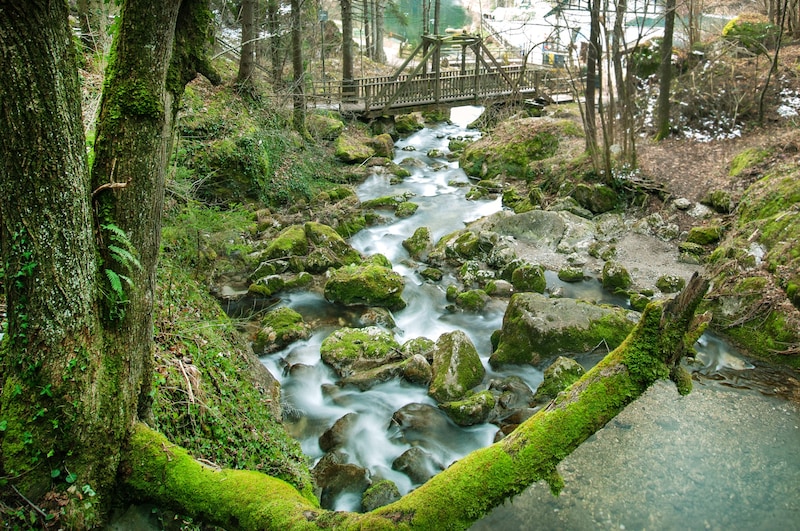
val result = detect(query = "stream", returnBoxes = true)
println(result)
[261,107,800,526]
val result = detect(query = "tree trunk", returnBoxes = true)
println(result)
[655,0,675,140]
[374,0,386,63]
[267,0,283,85]
[584,0,601,163]
[124,275,711,529]
[237,0,257,91]
[341,0,355,98]
[1,0,216,525]
[291,0,308,136]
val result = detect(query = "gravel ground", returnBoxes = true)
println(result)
[472,380,800,531]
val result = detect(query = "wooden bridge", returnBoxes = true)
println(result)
[311,34,573,118]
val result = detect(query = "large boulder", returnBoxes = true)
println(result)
[264,224,308,260]
[334,132,375,163]
[402,226,433,259]
[319,326,402,377]
[319,412,358,452]
[573,183,619,214]
[324,263,406,310]
[428,330,485,403]
[489,293,636,367]
[307,113,344,141]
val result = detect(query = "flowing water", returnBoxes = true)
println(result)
[262,107,800,524]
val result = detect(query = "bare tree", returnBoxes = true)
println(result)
[655,0,676,140]
[237,0,258,92]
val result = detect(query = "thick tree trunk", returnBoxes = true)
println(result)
[0,2,103,512]
[237,0,258,90]
[584,0,601,163]
[267,0,283,85]
[125,276,711,529]
[374,0,386,63]
[341,0,355,98]
[291,0,307,136]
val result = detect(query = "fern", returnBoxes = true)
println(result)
[100,223,140,321]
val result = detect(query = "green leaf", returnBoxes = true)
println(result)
[50,469,61,478]
[0,420,7,431]
[65,472,77,484]
[105,269,124,297]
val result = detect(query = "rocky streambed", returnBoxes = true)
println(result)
[213,106,799,518]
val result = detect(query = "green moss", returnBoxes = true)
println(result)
[511,264,546,293]
[402,226,432,259]
[324,263,406,310]
[334,133,375,163]
[729,147,770,176]
[395,201,418,218]
[265,225,308,259]
[254,307,309,353]
[394,114,423,134]
[429,331,485,403]
[601,261,631,291]
[655,275,686,293]
[439,391,496,426]
[319,327,401,376]
[557,267,585,283]
[534,356,586,401]
[455,289,489,311]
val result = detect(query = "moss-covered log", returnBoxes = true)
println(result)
[124,273,710,530]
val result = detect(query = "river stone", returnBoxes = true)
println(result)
[602,260,632,292]
[401,337,435,362]
[253,306,310,354]
[533,356,586,403]
[395,201,418,218]
[455,289,490,311]
[303,222,362,273]
[486,279,514,297]
[319,412,358,452]
[402,226,432,259]
[511,263,546,293]
[391,446,444,485]
[548,196,593,219]
[390,403,453,442]
[338,361,404,391]
[439,390,496,426]
[489,293,636,367]
[334,132,375,163]
[656,274,687,293]
[558,266,585,283]
[429,330,485,403]
[361,480,401,512]
[324,263,407,310]
[401,354,432,386]
[319,326,402,377]
[489,375,535,411]
[263,224,308,260]
[686,225,723,245]
[312,450,370,508]
[420,267,443,281]
[359,307,396,328]
[306,113,344,141]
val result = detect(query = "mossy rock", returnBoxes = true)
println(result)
[324,263,406,310]
[401,337,436,361]
[445,284,459,302]
[455,289,490,311]
[361,480,401,512]
[629,292,651,312]
[402,226,432,259]
[460,117,581,180]
[729,147,770,177]
[361,194,410,210]
[303,221,362,273]
[366,133,395,158]
[334,133,375,163]
[264,225,308,260]
[248,275,285,297]
[601,260,632,292]
[573,183,619,214]
[655,274,686,293]
[557,267,585,283]
[284,271,313,290]
[511,263,546,293]
[438,391,496,426]
[686,225,723,245]
[448,138,471,153]
[319,326,402,377]
[366,253,393,268]
[394,113,424,135]
[701,190,735,214]
[395,201,419,218]
[429,330,485,403]
[420,267,443,281]
[489,293,635,367]
[306,113,344,141]
[335,214,368,238]
[533,356,586,402]
[400,354,433,386]
[452,231,481,259]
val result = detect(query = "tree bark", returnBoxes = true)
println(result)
[267,0,284,85]
[237,0,258,91]
[374,0,386,63]
[655,0,676,140]
[124,275,711,529]
[291,0,308,136]
[341,0,355,98]
[584,0,601,163]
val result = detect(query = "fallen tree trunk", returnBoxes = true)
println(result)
[123,273,710,530]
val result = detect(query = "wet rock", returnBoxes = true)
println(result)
[312,450,370,509]
[419,267,443,281]
[489,293,636,367]
[455,289,490,311]
[389,403,453,442]
[485,279,514,297]
[533,356,586,403]
[248,274,285,297]
[253,306,310,354]
[429,330,485,402]
[394,113,424,135]
[263,225,308,260]
[338,362,404,391]
[320,326,402,377]
[401,337,435,362]
[629,292,651,312]
[402,226,432,259]
[489,375,535,411]
[324,263,406,310]
[319,412,358,452]
[359,307,396,328]
[656,274,687,293]
[361,480,401,512]
[558,266,585,283]
[511,263,546,293]
[395,201,419,218]
[601,260,632,292]
[391,446,444,484]
[401,354,432,386]
[303,222,362,273]
[439,390,496,426]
